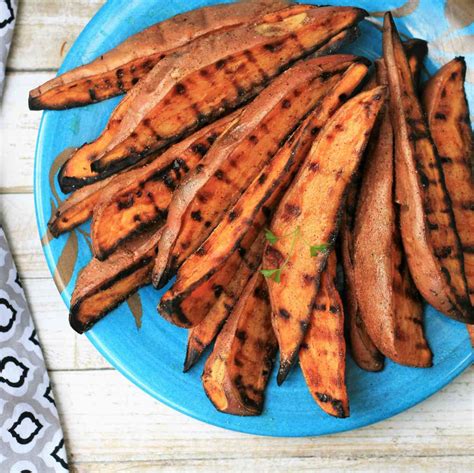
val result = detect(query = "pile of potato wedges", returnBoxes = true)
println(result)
[31,1,473,418]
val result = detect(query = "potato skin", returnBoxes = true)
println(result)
[383,12,473,323]
[29,0,294,110]
[202,273,277,416]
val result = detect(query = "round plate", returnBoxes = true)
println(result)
[34,0,473,436]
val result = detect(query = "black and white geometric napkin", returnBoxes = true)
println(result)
[0,227,68,471]
[0,0,17,96]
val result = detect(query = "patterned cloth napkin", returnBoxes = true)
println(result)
[0,0,17,95]
[0,228,68,471]
[1,2,68,471]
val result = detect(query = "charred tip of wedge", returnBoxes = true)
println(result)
[276,356,297,386]
[183,348,200,373]
[68,307,88,334]
[158,296,193,328]
[28,93,43,111]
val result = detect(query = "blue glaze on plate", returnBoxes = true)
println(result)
[34,0,473,436]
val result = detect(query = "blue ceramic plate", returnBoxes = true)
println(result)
[34,0,473,436]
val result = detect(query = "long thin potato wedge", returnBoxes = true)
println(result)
[184,233,265,372]
[167,62,369,302]
[341,182,384,372]
[152,55,361,288]
[202,272,277,416]
[299,252,349,418]
[69,229,162,333]
[423,58,474,306]
[90,111,239,259]
[28,0,294,110]
[92,6,367,176]
[159,217,265,328]
[353,60,432,367]
[383,12,473,323]
[263,86,386,384]
[340,42,426,372]
[58,5,366,190]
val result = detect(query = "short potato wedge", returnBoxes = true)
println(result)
[69,229,162,333]
[202,272,277,416]
[299,252,349,418]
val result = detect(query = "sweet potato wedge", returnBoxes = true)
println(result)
[383,13,473,323]
[202,272,277,416]
[299,252,349,418]
[353,60,432,367]
[184,233,265,372]
[340,181,384,372]
[167,62,369,302]
[90,111,240,259]
[152,54,362,288]
[60,5,366,187]
[69,228,162,333]
[423,57,474,307]
[263,86,386,384]
[159,218,265,328]
[28,0,294,110]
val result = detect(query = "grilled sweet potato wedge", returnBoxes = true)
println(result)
[299,252,349,418]
[69,228,162,333]
[90,111,239,259]
[383,13,473,323]
[60,5,366,188]
[184,233,265,372]
[263,86,386,384]
[28,0,294,110]
[152,55,361,287]
[160,218,265,328]
[167,62,369,303]
[202,272,277,416]
[341,182,384,372]
[353,60,432,367]
[423,57,474,307]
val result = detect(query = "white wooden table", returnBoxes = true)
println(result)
[0,1,473,471]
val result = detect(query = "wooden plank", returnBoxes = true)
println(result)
[0,72,51,193]
[0,193,50,278]
[71,456,474,473]
[7,0,103,71]
[50,368,472,466]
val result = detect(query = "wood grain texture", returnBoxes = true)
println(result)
[1,1,473,471]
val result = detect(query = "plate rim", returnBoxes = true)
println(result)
[33,0,473,438]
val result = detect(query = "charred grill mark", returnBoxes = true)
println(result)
[282,99,291,109]
[191,210,203,222]
[315,393,346,418]
[215,58,227,70]
[258,173,267,185]
[314,303,327,311]
[440,266,451,284]
[264,40,284,53]
[88,88,97,101]
[236,330,247,342]
[212,284,224,298]
[434,246,453,259]
[228,209,240,221]
[460,201,474,211]
[283,203,301,219]
[329,305,339,314]
[434,112,447,120]
[215,169,225,180]
[117,196,134,210]
[278,308,291,320]
[299,320,308,332]
[463,245,474,254]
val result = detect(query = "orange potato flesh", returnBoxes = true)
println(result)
[202,272,277,416]
[422,57,474,308]
[184,233,265,372]
[299,252,349,418]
